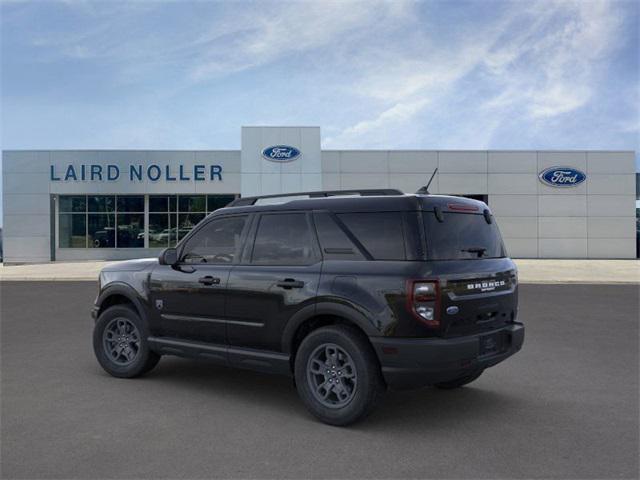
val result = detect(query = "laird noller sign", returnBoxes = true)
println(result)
[50,163,224,182]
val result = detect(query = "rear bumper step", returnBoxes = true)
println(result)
[370,323,524,390]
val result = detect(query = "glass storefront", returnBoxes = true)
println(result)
[58,194,236,249]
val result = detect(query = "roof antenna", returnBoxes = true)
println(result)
[416,167,438,194]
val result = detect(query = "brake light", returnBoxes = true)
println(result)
[407,280,440,327]
[447,203,478,212]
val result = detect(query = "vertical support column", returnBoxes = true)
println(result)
[144,194,150,249]
[50,195,56,261]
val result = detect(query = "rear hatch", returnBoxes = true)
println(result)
[421,203,518,338]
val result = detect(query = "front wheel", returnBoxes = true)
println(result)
[294,325,384,426]
[93,305,160,378]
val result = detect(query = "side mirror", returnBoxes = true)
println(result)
[159,247,178,266]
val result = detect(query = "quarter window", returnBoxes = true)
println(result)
[337,212,406,260]
[251,213,316,265]
[181,216,248,264]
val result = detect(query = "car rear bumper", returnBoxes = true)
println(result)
[370,323,524,390]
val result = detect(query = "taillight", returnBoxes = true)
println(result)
[407,280,440,327]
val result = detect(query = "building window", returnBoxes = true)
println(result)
[58,194,236,249]
[59,195,141,249]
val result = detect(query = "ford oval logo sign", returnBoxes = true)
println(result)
[261,145,301,163]
[538,166,586,188]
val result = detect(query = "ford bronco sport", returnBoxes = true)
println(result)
[92,189,524,426]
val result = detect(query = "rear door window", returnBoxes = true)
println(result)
[251,213,318,265]
[423,211,505,260]
[337,212,406,260]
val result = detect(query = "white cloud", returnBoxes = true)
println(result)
[325,0,628,147]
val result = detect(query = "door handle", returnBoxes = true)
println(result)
[198,276,221,286]
[276,278,305,289]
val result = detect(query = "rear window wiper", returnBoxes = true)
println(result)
[461,247,487,258]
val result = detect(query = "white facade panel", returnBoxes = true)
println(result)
[3,151,50,173]
[539,238,588,258]
[488,174,538,194]
[438,174,487,194]
[587,174,636,195]
[3,193,50,215]
[587,217,636,238]
[587,195,636,217]
[340,173,389,189]
[495,217,538,239]
[195,151,242,173]
[388,151,438,173]
[538,195,587,217]
[438,151,487,173]
[538,217,588,238]
[489,195,538,217]
[3,214,50,237]
[502,238,538,258]
[388,174,433,194]
[3,236,50,263]
[587,152,635,174]
[340,151,387,173]
[321,152,340,173]
[3,172,50,195]
[321,173,341,190]
[587,239,636,259]
[538,151,587,171]
[488,151,537,173]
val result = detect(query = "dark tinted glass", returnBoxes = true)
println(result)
[313,212,364,260]
[149,213,170,248]
[207,195,236,212]
[178,213,206,240]
[337,213,406,260]
[178,195,206,212]
[252,214,316,265]
[117,196,144,212]
[116,213,144,247]
[88,214,115,248]
[169,195,177,212]
[423,212,505,260]
[149,196,168,212]
[182,216,247,264]
[59,196,86,213]
[87,196,115,212]
[59,214,86,247]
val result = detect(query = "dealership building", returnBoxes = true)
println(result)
[1,126,637,263]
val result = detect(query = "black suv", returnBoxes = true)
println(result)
[92,189,524,425]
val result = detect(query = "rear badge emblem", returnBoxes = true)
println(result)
[446,306,459,315]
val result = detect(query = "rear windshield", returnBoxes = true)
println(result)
[423,211,506,260]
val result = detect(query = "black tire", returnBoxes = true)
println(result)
[294,325,384,426]
[434,369,484,389]
[93,304,160,378]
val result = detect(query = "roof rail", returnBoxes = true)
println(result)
[227,189,404,207]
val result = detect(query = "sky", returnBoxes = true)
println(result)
[1,0,639,224]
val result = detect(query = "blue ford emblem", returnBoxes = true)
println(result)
[538,166,586,187]
[261,145,301,163]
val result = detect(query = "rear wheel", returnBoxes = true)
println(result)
[93,305,160,378]
[294,325,384,426]
[434,369,483,389]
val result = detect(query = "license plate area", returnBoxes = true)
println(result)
[479,332,507,357]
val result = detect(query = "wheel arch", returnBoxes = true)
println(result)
[96,282,148,324]
[282,302,381,371]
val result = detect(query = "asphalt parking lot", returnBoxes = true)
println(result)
[1,282,638,479]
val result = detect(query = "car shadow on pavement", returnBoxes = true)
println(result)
[103,355,526,430]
